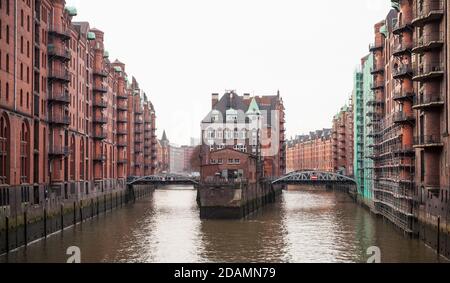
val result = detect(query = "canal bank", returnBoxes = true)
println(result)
[1,186,446,263]
[0,184,155,255]
[354,194,450,261]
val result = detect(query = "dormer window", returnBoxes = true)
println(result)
[226,108,238,122]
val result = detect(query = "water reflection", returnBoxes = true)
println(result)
[0,186,446,263]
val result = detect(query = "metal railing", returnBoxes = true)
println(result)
[49,145,70,156]
[93,86,108,93]
[371,81,385,89]
[48,46,71,60]
[413,0,444,20]
[414,32,444,49]
[414,135,443,146]
[93,116,108,124]
[48,25,71,40]
[393,41,413,55]
[413,95,444,107]
[49,113,70,125]
[392,90,415,101]
[393,111,415,123]
[93,100,108,108]
[48,69,70,82]
[48,91,70,103]
[414,62,444,77]
[393,64,413,78]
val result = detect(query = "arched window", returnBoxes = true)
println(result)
[70,135,75,180]
[20,121,30,184]
[0,114,10,185]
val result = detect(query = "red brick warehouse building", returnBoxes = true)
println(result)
[286,129,333,173]
[0,0,158,217]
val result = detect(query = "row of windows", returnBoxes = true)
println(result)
[209,144,250,153]
[210,159,241,165]
[0,114,29,185]
[206,129,258,140]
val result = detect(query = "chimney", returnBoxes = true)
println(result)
[243,93,250,100]
[212,93,219,108]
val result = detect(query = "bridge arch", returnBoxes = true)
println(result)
[272,171,355,185]
[127,174,199,186]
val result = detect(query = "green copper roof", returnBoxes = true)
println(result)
[87,32,96,40]
[391,0,400,11]
[380,25,388,37]
[246,98,261,115]
[65,6,78,16]
[103,51,109,58]
[114,66,122,72]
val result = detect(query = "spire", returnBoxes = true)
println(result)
[161,130,168,142]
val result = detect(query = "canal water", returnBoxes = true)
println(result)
[0,186,446,263]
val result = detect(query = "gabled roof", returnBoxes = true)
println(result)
[246,98,261,115]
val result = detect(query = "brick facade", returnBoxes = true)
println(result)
[0,0,157,215]
[286,129,333,173]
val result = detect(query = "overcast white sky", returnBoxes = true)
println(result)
[66,0,392,146]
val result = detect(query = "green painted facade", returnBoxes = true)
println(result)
[362,54,374,204]
[353,70,364,195]
[353,54,374,204]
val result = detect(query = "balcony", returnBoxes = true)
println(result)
[93,116,108,125]
[366,99,384,107]
[117,117,128,123]
[93,154,106,162]
[134,109,144,115]
[117,129,127,136]
[413,63,444,81]
[93,130,107,140]
[369,42,384,52]
[413,32,444,53]
[49,145,70,157]
[117,93,128,99]
[392,22,413,35]
[414,135,443,149]
[117,104,128,111]
[48,46,71,62]
[135,119,144,125]
[371,64,385,75]
[117,142,127,148]
[393,145,415,156]
[392,42,413,57]
[371,81,385,90]
[393,112,415,124]
[93,100,108,109]
[93,86,108,93]
[412,0,444,26]
[48,92,70,104]
[393,90,415,101]
[48,25,71,41]
[93,69,108,78]
[413,95,444,110]
[49,113,70,126]
[393,64,413,80]
[48,69,70,83]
